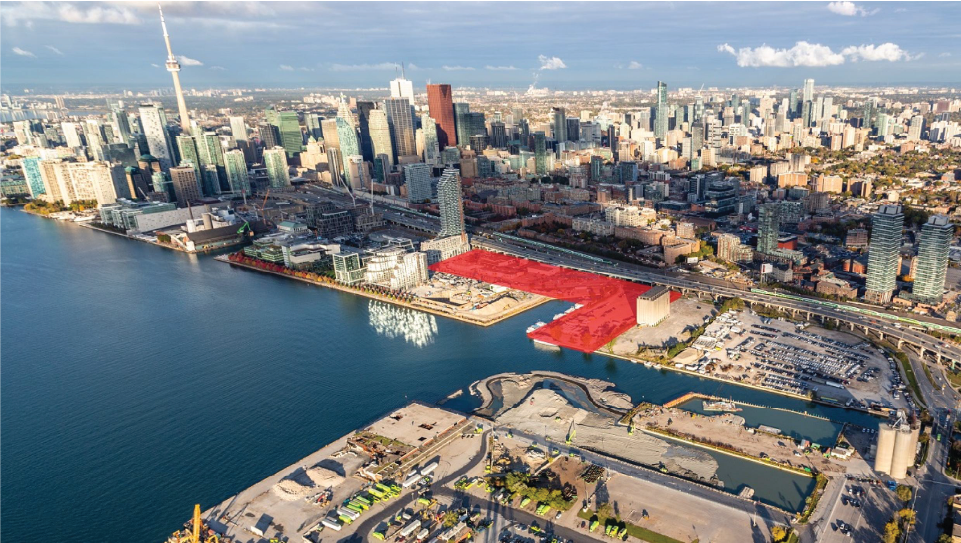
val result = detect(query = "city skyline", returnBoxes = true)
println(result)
[2,1,961,92]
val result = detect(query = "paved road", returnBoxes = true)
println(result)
[339,430,492,543]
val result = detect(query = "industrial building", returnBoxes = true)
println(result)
[636,285,672,326]
[874,410,921,479]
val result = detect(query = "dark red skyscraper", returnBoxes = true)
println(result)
[426,84,456,150]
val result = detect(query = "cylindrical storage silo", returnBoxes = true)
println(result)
[889,425,920,479]
[874,425,896,475]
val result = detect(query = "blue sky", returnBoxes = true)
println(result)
[1,1,960,92]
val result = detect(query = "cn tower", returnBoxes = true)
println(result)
[158,5,191,135]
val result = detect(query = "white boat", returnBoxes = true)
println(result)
[526,321,547,334]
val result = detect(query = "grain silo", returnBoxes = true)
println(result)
[874,410,920,479]
[874,425,897,475]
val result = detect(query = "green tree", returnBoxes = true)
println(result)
[898,508,916,526]
[596,501,614,519]
[883,520,900,543]
[770,525,788,543]
[442,510,459,528]
[895,484,913,503]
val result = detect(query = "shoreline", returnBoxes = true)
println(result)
[218,255,550,328]
[42,206,882,426]
[597,349,881,425]
[644,427,816,478]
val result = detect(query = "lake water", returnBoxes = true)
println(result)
[1,209,874,540]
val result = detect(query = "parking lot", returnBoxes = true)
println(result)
[684,310,910,409]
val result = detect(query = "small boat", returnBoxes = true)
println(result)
[526,321,547,334]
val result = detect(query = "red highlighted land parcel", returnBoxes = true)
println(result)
[429,249,679,353]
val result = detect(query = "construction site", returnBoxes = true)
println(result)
[164,372,879,543]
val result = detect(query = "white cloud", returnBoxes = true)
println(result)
[939,52,952,58]
[841,43,917,62]
[719,41,919,67]
[538,55,566,70]
[12,47,35,58]
[298,66,314,72]
[407,63,422,70]
[717,41,845,67]
[485,65,518,71]
[330,62,401,72]
[210,66,226,71]
[177,55,203,66]
[279,64,294,71]
[827,1,877,16]
[45,45,64,55]
[151,63,160,68]
[627,61,643,70]
[442,65,475,71]
[56,4,141,24]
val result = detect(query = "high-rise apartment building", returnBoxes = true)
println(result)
[437,168,464,237]
[229,116,248,144]
[404,163,432,204]
[169,165,203,207]
[336,117,360,180]
[552,107,567,142]
[22,156,46,198]
[912,215,952,304]
[263,147,291,189]
[426,84,456,150]
[223,149,250,194]
[654,81,669,139]
[865,204,903,304]
[533,132,547,175]
[385,98,416,159]
[757,203,780,254]
[420,114,440,164]
[139,104,175,171]
[802,78,814,104]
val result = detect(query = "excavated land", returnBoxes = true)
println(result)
[492,383,721,484]
[635,404,856,475]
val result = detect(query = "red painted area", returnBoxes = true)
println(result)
[429,249,680,353]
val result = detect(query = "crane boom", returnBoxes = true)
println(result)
[191,504,201,543]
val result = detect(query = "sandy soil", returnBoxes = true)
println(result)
[495,388,719,483]
[636,405,853,475]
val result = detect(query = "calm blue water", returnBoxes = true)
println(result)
[1,209,872,541]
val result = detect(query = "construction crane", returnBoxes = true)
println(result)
[257,188,270,222]
[696,83,705,98]
[192,504,201,543]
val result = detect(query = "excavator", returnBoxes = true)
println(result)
[167,504,225,543]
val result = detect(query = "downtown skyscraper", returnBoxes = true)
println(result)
[385,98,416,160]
[139,104,175,171]
[426,84,456,150]
[654,81,669,139]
